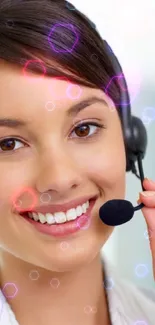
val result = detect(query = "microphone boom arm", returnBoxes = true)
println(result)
[133,154,145,210]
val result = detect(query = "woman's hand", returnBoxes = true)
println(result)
[137,178,155,279]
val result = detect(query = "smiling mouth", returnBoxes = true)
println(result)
[18,197,97,226]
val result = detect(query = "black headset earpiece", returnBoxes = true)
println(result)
[126,116,147,177]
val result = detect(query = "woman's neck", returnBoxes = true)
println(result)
[0,251,111,325]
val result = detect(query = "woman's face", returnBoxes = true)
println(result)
[0,62,126,272]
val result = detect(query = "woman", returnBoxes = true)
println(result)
[0,1,154,324]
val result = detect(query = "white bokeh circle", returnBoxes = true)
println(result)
[29,270,40,281]
[76,214,91,230]
[45,101,56,112]
[66,84,82,100]
[40,193,51,204]
[2,282,18,298]
[50,278,60,289]
[60,241,70,251]
[135,264,149,278]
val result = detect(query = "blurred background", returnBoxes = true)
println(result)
[68,0,155,289]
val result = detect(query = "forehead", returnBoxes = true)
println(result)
[0,61,75,103]
[0,60,111,99]
[0,61,114,124]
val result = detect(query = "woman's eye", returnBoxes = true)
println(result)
[0,138,25,152]
[0,122,105,154]
[70,122,104,139]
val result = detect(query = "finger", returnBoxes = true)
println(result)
[143,178,155,191]
[139,191,155,209]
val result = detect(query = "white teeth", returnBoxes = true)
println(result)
[66,208,77,221]
[46,213,55,225]
[28,212,33,219]
[82,203,87,213]
[85,201,89,209]
[32,212,39,221]
[38,213,46,224]
[54,212,67,224]
[76,205,83,217]
[28,200,90,225]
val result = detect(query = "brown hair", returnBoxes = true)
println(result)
[0,0,121,116]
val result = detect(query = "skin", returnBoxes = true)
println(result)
[0,60,126,325]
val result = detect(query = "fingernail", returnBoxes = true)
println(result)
[141,191,155,197]
[145,178,155,185]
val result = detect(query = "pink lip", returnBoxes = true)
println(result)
[20,198,97,238]
[18,195,97,215]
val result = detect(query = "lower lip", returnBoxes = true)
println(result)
[20,198,97,238]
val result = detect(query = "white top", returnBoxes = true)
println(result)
[0,255,155,325]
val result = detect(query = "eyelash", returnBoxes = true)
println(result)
[0,121,106,154]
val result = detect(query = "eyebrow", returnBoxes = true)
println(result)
[67,96,107,116]
[0,96,108,128]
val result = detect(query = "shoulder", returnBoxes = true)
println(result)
[101,255,155,324]
[138,286,155,302]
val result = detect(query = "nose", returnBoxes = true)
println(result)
[35,149,83,195]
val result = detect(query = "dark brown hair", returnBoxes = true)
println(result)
[0,0,121,117]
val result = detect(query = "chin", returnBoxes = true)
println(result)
[37,242,101,273]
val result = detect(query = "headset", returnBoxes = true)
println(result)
[101,40,147,221]
[66,1,148,225]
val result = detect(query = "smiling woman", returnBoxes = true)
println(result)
[0,1,154,325]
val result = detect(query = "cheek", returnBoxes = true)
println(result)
[0,163,31,215]
[74,136,126,198]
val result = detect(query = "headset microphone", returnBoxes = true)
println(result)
[99,153,145,226]
[99,200,144,227]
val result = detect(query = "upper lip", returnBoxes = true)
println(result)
[19,195,98,215]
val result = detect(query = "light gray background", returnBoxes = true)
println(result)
[69,0,155,289]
